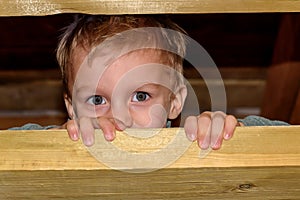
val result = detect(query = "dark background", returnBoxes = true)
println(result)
[0,13,281,70]
[0,13,299,128]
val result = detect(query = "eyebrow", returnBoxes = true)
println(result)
[136,83,161,89]
[75,85,97,95]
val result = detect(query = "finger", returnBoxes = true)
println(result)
[223,115,238,140]
[211,111,226,150]
[113,118,127,132]
[95,117,116,142]
[66,119,80,141]
[78,117,96,146]
[197,112,212,150]
[184,116,198,141]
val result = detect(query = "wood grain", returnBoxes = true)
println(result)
[1,0,300,16]
[1,167,299,200]
[0,126,299,199]
[1,126,299,171]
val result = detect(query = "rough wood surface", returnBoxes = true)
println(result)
[1,167,300,200]
[0,126,299,199]
[1,126,300,170]
[1,0,300,16]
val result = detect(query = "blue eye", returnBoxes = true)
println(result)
[87,95,106,105]
[132,92,150,102]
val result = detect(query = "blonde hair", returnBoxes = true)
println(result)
[56,15,187,98]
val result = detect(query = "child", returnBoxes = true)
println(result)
[10,15,288,151]
[54,14,288,149]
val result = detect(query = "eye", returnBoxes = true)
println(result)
[86,95,106,105]
[132,92,150,102]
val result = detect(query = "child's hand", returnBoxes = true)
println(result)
[184,111,241,150]
[61,111,240,149]
[61,117,124,146]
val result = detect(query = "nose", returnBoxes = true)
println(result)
[111,100,133,129]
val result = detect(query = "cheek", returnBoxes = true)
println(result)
[131,104,168,128]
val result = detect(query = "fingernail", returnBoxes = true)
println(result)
[105,131,115,141]
[84,137,94,147]
[212,141,221,150]
[224,132,230,140]
[72,133,79,140]
[225,131,232,140]
[199,141,209,150]
[187,133,196,141]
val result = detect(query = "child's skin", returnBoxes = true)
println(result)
[54,15,243,150]
[61,46,240,150]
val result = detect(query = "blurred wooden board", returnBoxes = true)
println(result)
[0,114,66,130]
[0,126,299,199]
[0,78,265,110]
[1,0,300,16]
[0,67,268,129]
[0,78,264,129]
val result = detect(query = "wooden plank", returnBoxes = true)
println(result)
[0,67,266,128]
[0,126,299,199]
[1,126,299,170]
[0,79,264,110]
[0,68,266,128]
[0,68,266,111]
[184,66,267,79]
[189,79,265,109]
[0,80,65,111]
[0,69,61,81]
[0,113,66,129]
[1,167,299,200]
[0,67,266,80]
[2,0,300,16]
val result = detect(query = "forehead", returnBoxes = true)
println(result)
[72,48,170,78]
[102,50,170,83]
[110,49,167,67]
[72,48,172,86]
[73,48,176,93]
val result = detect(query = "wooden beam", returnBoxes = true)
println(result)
[0,80,65,111]
[0,79,264,111]
[0,126,299,199]
[0,114,66,130]
[1,127,299,170]
[2,0,300,16]
[0,68,266,111]
[0,67,267,128]
[0,78,265,129]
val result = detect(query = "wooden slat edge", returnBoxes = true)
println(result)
[1,167,300,199]
[1,0,300,16]
[0,126,299,171]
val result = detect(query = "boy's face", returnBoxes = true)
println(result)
[65,49,186,128]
